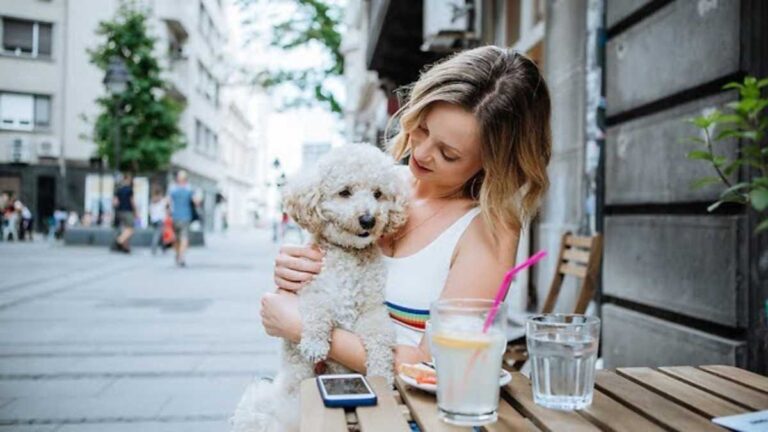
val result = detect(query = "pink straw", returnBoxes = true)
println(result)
[482,250,548,333]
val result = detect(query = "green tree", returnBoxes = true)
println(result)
[687,76,768,232]
[89,3,185,173]
[237,0,344,114]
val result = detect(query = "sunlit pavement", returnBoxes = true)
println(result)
[0,229,280,431]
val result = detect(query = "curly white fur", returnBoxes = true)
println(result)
[231,144,408,432]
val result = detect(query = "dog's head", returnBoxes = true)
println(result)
[283,145,408,249]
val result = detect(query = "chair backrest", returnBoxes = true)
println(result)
[540,231,603,315]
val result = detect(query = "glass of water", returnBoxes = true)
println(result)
[526,314,600,410]
[430,299,507,426]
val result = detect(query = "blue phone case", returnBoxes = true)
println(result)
[316,377,378,408]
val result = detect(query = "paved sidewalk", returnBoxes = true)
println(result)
[0,229,281,431]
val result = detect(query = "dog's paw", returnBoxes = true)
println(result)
[298,339,330,363]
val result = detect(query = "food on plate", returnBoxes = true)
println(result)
[399,363,437,385]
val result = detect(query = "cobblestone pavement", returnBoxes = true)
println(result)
[0,229,281,431]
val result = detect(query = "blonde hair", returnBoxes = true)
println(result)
[387,46,552,233]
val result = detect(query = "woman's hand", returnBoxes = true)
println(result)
[260,290,302,343]
[394,345,431,371]
[274,244,325,292]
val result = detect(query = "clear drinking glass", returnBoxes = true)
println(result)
[429,299,507,426]
[526,314,600,410]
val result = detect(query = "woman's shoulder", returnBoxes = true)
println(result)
[459,209,519,259]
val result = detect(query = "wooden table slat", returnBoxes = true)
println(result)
[483,396,541,432]
[356,377,411,432]
[699,365,768,394]
[594,371,724,432]
[617,367,748,419]
[395,376,466,432]
[659,366,768,411]
[300,378,347,432]
[579,389,667,432]
[503,373,602,432]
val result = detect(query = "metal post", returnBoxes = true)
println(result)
[113,98,121,181]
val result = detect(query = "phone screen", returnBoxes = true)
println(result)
[320,377,371,396]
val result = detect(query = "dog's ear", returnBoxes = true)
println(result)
[383,169,409,236]
[282,174,325,234]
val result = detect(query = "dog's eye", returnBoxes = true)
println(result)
[339,188,352,198]
[373,190,383,199]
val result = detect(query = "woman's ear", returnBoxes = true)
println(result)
[282,175,325,234]
[383,170,409,236]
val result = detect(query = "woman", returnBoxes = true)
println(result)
[262,46,552,372]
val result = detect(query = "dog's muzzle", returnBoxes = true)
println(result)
[358,214,376,230]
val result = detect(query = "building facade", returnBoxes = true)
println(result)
[0,0,261,232]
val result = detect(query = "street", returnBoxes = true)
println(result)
[0,230,280,431]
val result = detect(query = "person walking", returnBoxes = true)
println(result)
[148,187,168,255]
[168,170,196,267]
[112,174,136,253]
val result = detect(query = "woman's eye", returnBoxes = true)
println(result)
[417,125,429,135]
[441,151,458,162]
[339,189,352,198]
[373,190,382,199]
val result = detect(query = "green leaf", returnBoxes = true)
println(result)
[756,218,768,233]
[690,116,714,129]
[723,160,742,176]
[712,156,728,167]
[715,114,745,125]
[723,82,745,91]
[688,150,713,161]
[681,136,706,145]
[691,177,721,190]
[758,77,768,88]
[721,182,752,196]
[753,177,768,188]
[750,188,768,211]
[707,201,725,212]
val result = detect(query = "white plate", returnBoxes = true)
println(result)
[399,369,512,394]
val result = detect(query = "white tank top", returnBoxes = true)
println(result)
[383,207,482,346]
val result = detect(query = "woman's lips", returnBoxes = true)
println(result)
[411,157,432,173]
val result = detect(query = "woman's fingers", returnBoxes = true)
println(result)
[275,279,305,292]
[275,254,323,275]
[280,244,325,262]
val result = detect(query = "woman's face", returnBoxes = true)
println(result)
[408,102,483,192]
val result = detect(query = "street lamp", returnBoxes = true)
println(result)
[103,57,131,180]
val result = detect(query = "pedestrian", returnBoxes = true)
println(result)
[17,200,33,241]
[148,187,168,255]
[112,174,136,253]
[53,207,67,240]
[261,46,552,371]
[168,170,197,267]
[2,198,19,241]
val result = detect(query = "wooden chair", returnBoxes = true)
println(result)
[503,231,603,371]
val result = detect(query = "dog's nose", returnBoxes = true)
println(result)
[358,214,376,230]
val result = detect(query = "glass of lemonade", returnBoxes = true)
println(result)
[526,314,600,410]
[429,299,507,426]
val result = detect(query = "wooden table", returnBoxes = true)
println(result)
[300,365,768,431]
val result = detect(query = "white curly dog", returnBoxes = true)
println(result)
[231,144,408,432]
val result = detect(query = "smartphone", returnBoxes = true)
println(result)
[316,373,378,408]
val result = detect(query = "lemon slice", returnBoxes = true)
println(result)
[431,333,492,349]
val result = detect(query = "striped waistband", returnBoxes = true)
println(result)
[385,301,429,332]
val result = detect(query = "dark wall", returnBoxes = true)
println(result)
[602,0,767,373]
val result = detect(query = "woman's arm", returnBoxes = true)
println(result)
[261,290,432,373]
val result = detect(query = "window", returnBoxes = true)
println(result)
[194,119,218,159]
[198,2,224,49]
[2,17,53,58]
[197,61,219,106]
[0,92,50,131]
